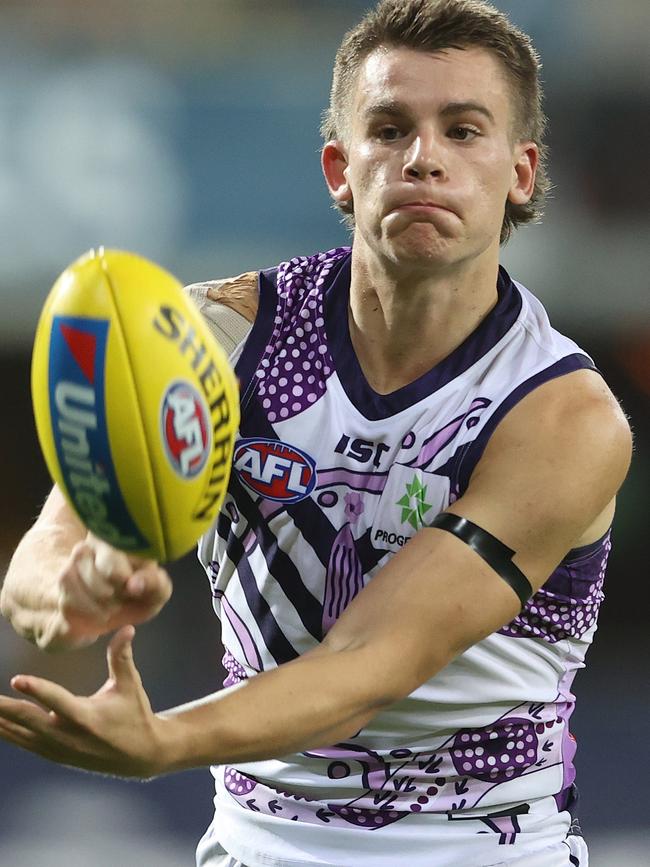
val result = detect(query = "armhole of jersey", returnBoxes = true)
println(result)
[234,266,279,407]
[456,353,600,495]
[564,527,611,562]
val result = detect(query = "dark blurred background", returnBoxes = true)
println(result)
[0,1,648,864]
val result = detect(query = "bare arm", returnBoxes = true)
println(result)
[1,486,85,644]
[0,485,172,651]
[0,369,631,776]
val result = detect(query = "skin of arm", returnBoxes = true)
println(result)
[0,486,173,651]
[202,271,260,321]
[0,275,259,653]
[0,368,631,778]
[0,485,86,647]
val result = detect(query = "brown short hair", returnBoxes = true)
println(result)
[321,0,550,244]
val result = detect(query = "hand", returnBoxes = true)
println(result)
[43,533,173,650]
[0,626,166,778]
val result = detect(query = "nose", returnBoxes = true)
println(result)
[403,131,445,180]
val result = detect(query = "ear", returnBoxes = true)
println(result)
[321,140,352,205]
[507,141,538,206]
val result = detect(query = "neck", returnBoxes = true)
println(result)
[348,238,501,394]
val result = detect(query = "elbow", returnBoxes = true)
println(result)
[335,641,451,713]
[374,641,456,706]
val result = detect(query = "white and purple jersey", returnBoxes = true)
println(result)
[196,247,606,867]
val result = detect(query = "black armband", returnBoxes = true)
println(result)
[429,513,533,609]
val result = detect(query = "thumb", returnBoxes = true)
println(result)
[107,625,138,685]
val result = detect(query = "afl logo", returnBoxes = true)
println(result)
[160,380,212,479]
[234,438,317,503]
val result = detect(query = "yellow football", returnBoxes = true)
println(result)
[31,248,240,562]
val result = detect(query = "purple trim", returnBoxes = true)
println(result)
[565,529,611,562]
[556,669,578,793]
[315,467,389,494]
[251,249,347,424]
[221,649,249,687]
[406,397,492,471]
[236,268,279,405]
[225,528,300,665]
[230,473,324,640]
[325,257,523,421]
[322,524,364,633]
[456,354,598,494]
[554,783,582,830]
[258,497,291,522]
[217,597,263,671]
[544,530,611,598]
[498,531,610,643]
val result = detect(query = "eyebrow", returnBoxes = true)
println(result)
[362,99,495,125]
[440,101,495,124]
[362,100,411,119]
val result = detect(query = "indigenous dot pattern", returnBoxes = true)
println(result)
[255,247,349,423]
[451,717,542,784]
[225,767,258,796]
[329,804,403,829]
[222,649,248,688]
[499,533,610,643]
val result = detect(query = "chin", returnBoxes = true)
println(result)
[385,230,461,269]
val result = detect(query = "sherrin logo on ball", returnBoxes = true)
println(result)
[31,248,240,562]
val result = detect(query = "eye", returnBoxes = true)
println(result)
[376,125,403,142]
[449,125,480,141]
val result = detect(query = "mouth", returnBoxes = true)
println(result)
[390,201,455,216]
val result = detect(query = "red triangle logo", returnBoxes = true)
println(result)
[60,324,97,384]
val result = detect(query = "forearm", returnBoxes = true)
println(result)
[157,643,389,773]
[1,522,83,644]
[154,533,468,775]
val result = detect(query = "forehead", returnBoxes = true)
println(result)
[353,45,513,124]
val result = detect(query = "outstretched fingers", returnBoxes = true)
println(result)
[0,714,47,753]
[0,694,51,733]
[8,675,86,724]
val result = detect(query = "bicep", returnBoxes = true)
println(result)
[448,369,632,589]
[321,524,522,704]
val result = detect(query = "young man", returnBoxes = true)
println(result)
[0,2,631,865]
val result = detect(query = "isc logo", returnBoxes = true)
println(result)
[234,438,317,503]
[161,380,212,478]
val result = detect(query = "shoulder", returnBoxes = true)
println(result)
[184,272,259,355]
[184,271,259,324]
[482,368,631,475]
[456,368,632,585]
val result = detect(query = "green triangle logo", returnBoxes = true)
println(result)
[396,475,433,530]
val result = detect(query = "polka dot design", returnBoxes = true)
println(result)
[224,767,258,796]
[450,717,540,784]
[222,649,248,688]
[329,804,404,829]
[499,536,610,643]
[255,247,350,424]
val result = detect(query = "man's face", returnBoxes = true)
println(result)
[330,46,535,270]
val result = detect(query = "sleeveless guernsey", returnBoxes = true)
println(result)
[195,247,606,867]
